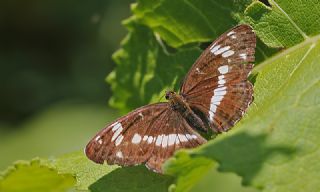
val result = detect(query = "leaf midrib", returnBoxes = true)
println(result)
[269,0,309,39]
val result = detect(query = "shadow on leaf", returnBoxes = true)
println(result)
[192,132,296,186]
[89,165,174,192]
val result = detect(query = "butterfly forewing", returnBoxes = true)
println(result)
[180,25,256,132]
[85,103,206,173]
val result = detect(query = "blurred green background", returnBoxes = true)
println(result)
[0,0,133,170]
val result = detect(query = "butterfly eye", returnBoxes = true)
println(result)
[165,90,171,100]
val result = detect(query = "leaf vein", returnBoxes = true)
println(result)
[269,0,309,39]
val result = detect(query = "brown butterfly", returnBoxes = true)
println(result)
[85,24,256,173]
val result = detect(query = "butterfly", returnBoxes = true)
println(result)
[85,24,256,173]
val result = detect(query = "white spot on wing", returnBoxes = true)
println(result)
[214,46,230,55]
[209,66,229,122]
[162,135,168,148]
[155,135,163,146]
[186,134,193,140]
[239,53,247,60]
[218,65,229,74]
[175,135,180,145]
[209,111,215,122]
[178,134,188,142]
[168,134,177,146]
[214,89,227,96]
[227,31,235,36]
[95,136,100,141]
[211,105,217,113]
[132,133,142,144]
[116,151,123,158]
[147,136,153,144]
[214,86,226,92]
[231,35,237,39]
[218,75,224,80]
[212,95,224,104]
[112,122,122,132]
[143,135,148,141]
[111,123,123,142]
[222,50,234,58]
[210,44,220,54]
[218,79,226,85]
[138,112,144,120]
[209,43,216,50]
[218,75,226,85]
[115,135,123,146]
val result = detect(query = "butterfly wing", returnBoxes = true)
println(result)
[180,24,256,133]
[85,103,206,173]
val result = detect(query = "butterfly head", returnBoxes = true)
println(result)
[165,90,176,100]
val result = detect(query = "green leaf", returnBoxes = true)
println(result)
[132,0,252,48]
[164,151,258,192]
[108,19,201,113]
[51,151,119,190]
[89,165,173,192]
[0,159,75,192]
[244,0,320,47]
[164,150,215,192]
[165,27,320,192]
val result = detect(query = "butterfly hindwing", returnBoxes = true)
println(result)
[180,24,256,133]
[85,103,206,173]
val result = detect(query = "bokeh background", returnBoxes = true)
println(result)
[0,0,133,170]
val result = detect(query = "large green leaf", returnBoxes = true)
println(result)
[166,34,320,191]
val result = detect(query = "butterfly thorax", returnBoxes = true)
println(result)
[165,91,187,112]
[165,91,208,132]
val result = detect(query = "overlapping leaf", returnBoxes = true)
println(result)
[132,0,252,47]
[0,159,75,192]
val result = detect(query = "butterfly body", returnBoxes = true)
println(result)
[86,24,256,173]
[166,90,209,133]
